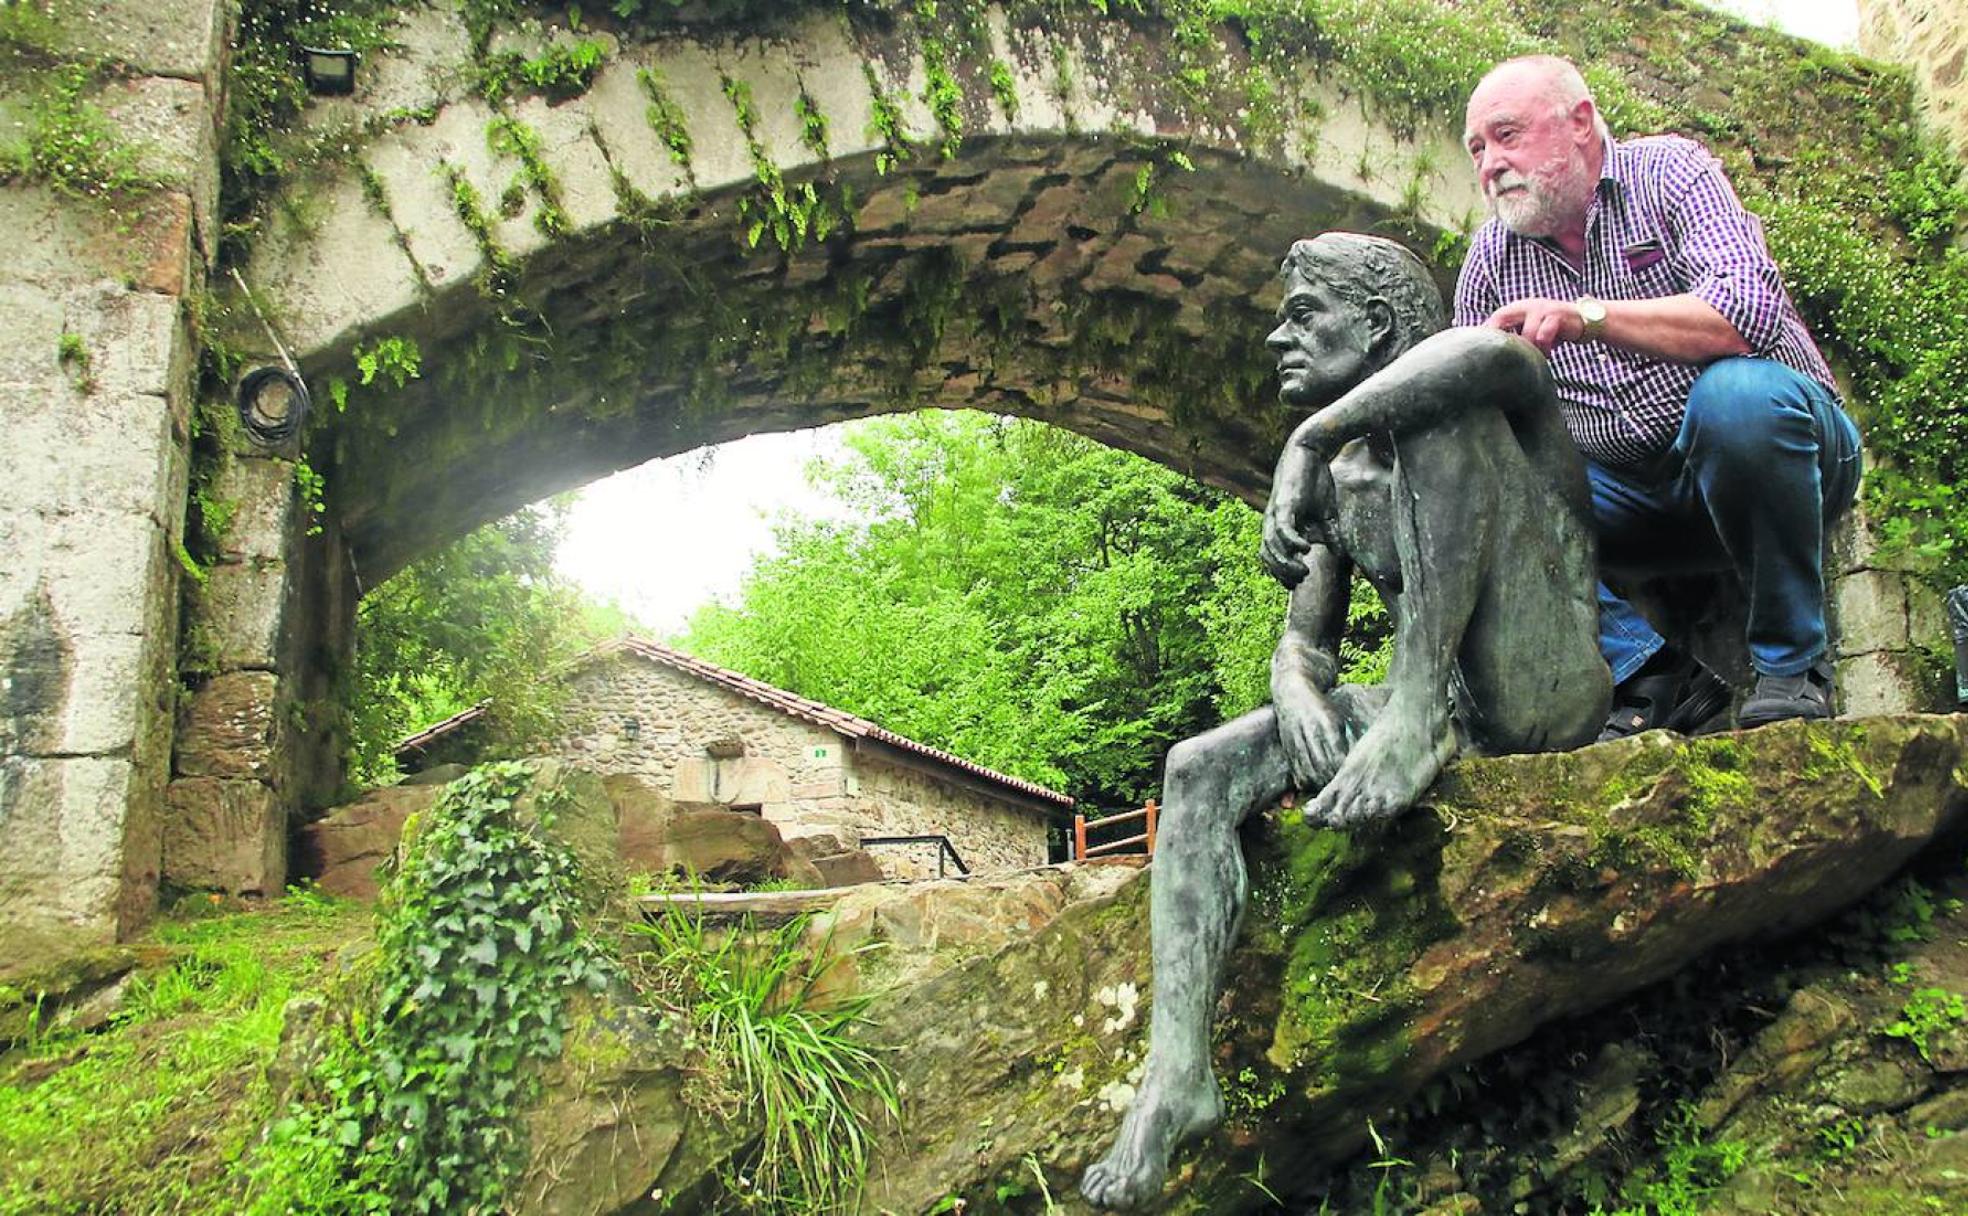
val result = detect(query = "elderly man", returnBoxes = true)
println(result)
[1458,54,1862,735]
[1080,232,1609,1210]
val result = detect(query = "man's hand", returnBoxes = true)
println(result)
[1260,444,1333,588]
[1272,665,1349,789]
[1486,298,1585,354]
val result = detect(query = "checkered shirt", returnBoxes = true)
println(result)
[1453,134,1839,471]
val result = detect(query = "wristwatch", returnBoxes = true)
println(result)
[1576,296,1609,341]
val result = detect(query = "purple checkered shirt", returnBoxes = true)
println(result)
[1453,134,1839,471]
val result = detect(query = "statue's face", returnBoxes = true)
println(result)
[1266,269,1376,408]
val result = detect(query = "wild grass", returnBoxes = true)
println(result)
[0,890,369,1215]
[630,906,897,1214]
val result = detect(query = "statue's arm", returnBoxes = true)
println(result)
[1287,327,1546,457]
[1270,543,1353,787]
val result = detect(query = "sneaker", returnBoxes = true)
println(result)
[1737,660,1835,729]
[1598,653,1733,742]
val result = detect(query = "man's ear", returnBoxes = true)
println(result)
[1365,297,1397,356]
[1572,97,1598,142]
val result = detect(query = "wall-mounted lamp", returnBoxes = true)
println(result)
[622,717,641,741]
[302,47,360,96]
[235,365,311,447]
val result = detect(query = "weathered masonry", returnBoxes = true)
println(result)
[398,638,1073,879]
[2,0,1961,952]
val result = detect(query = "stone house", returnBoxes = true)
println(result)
[395,638,1074,880]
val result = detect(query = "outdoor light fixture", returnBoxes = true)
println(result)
[235,365,311,447]
[302,47,359,96]
[622,717,642,741]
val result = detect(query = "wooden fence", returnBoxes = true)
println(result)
[1072,799,1158,862]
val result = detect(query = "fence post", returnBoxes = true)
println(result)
[1144,799,1158,857]
[1074,813,1087,862]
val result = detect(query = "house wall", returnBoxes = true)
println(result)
[843,755,1052,880]
[547,656,1054,878]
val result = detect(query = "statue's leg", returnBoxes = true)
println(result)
[1306,417,1498,827]
[1082,689,1383,1209]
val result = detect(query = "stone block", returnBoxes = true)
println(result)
[988,13,1069,135]
[665,809,786,884]
[421,97,547,261]
[716,35,811,171]
[186,560,289,671]
[1836,650,1931,717]
[98,75,215,235]
[47,631,159,757]
[162,777,286,895]
[0,297,186,526]
[0,756,139,950]
[303,5,473,134]
[245,170,426,358]
[1832,568,1909,655]
[791,15,879,161]
[292,784,440,901]
[207,455,297,564]
[642,38,752,191]
[0,508,174,645]
[44,0,228,87]
[510,94,621,238]
[1909,579,1950,652]
[174,671,282,782]
[64,283,194,405]
[362,122,485,292]
[586,58,692,204]
[0,184,145,290]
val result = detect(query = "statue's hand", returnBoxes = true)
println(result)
[1272,670,1349,790]
[1260,444,1332,588]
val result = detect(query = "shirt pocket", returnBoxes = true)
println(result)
[1614,230,1685,300]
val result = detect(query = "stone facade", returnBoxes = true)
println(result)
[448,650,1061,881]
[1860,0,1968,165]
[0,0,228,951]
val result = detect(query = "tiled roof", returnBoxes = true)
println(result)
[394,637,1075,811]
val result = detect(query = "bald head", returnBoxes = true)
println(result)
[1466,55,1609,145]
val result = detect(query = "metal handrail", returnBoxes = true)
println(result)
[860,834,971,878]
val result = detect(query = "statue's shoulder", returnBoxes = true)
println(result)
[1404,325,1542,370]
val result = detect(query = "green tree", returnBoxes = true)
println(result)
[347,503,589,785]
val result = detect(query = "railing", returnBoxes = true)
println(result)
[860,834,971,879]
[1073,800,1158,862]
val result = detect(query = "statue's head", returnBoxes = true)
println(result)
[1268,233,1446,408]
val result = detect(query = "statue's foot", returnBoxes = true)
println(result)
[1080,1071,1223,1210]
[1306,717,1448,828]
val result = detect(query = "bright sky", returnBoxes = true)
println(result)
[554,0,1860,633]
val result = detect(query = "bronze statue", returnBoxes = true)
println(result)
[1079,233,1612,1209]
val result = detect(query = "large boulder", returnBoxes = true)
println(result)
[524,715,1968,1213]
[292,784,443,900]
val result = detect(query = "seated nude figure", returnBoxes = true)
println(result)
[1080,232,1612,1209]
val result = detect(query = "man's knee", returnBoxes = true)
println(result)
[1681,358,1805,461]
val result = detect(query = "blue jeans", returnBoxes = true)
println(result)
[1592,357,1862,684]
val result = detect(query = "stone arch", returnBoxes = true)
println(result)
[160,3,1494,920]
[238,5,1479,582]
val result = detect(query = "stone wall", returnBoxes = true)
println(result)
[0,0,227,950]
[552,654,847,813]
[845,754,1052,880]
[544,654,1052,879]
[1859,0,1968,165]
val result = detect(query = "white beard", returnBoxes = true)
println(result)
[1489,146,1592,238]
